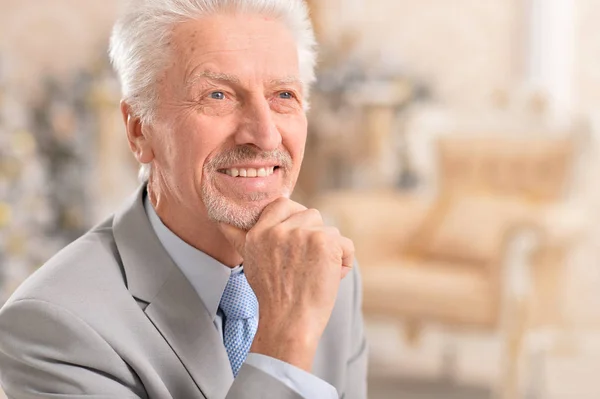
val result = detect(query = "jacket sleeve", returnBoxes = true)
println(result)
[342,264,368,399]
[227,363,303,399]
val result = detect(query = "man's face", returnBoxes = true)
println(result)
[149,13,307,230]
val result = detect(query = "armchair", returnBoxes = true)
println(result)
[313,134,576,398]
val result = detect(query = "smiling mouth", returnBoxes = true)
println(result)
[217,166,280,178]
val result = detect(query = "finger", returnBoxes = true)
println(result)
[339,236,354,280]
[341,265,352,279]
[338,235,355,269]
[217,223,248,257]
[281,208,324,229]
[255,197,307,230]
[303,226,354,269]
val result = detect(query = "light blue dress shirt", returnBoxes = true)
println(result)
[144,195,338,398]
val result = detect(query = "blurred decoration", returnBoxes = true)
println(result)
[0,55,126,301]
[0,62,58,297]
[297,28,431,203]
[30,72,96,242]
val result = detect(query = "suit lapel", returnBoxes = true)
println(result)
[144,271,234,398]
[112,185,234,398]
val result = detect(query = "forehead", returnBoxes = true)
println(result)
[170,13,300,84]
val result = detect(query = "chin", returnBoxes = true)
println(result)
[202,170,295,229]
[203,192,275,231]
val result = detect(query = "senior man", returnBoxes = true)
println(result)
[0,0,367,398]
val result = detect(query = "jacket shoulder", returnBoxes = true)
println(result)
[4,216,127,309]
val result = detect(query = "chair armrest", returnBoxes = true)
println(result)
[498,226,542,399]
[502,226,543,301]
[534,203,589,246]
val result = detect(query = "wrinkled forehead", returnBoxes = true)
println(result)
[167,14,301,87]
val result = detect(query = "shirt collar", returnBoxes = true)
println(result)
[144,194,241,320]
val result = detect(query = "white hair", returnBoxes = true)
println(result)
[108,0,318,182]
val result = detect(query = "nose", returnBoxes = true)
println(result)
[234,96,282,152]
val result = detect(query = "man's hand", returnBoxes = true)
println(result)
[218,197,354,372]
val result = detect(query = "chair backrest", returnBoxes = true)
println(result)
[436,135,575,203]
[404,134,576,271]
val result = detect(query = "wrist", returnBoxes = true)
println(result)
[250,322,320,372]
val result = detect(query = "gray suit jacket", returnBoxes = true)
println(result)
[0,186,368,399]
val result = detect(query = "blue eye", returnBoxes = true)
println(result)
[210,91,225,100]
[279,92,293,99]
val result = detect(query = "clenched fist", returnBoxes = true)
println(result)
[218,197,354,371]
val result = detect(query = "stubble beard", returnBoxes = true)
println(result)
[202,186,274,231]
[202,146,294,231]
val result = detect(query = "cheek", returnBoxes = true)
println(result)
[279,115,307,160]
[166,118,219,177]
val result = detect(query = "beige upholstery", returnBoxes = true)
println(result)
[314,134,577,399]
[315,192,534,330]
[408,195,536,265]
[437,136,574,201]
[314,135,575,331]
[362,258,493,327]
[314,191,431,264]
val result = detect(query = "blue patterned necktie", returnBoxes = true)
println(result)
[219,270,259,377]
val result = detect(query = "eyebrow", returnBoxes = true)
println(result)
[186,71,241,89]
[270,76,302,86]
[186,70,302,89]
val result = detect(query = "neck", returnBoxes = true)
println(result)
[147,182,243,268]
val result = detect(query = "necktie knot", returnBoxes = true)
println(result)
[219,271,258,320]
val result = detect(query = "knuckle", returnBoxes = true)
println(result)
[308,230,329,248]
[342,234,354,247]
[347,239,356,253]
[264,197,289,212]
[325,226,341,237]
[245,229,259,244]
[289,227,305,241]
[305,208,323,222]
[269,224,288,242]
[274,197,291,205]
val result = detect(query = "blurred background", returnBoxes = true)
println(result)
[1,0,600,398]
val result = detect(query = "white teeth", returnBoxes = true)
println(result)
[222,167,277,177]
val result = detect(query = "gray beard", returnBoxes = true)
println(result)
[202,146,294,231]
[202,183,273,231]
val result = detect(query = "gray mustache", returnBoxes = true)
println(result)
[206,146,292,170]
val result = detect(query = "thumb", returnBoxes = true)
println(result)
[341,265,352,280]
[217,223,248,257]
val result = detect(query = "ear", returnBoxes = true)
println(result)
[121,100,154,164]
